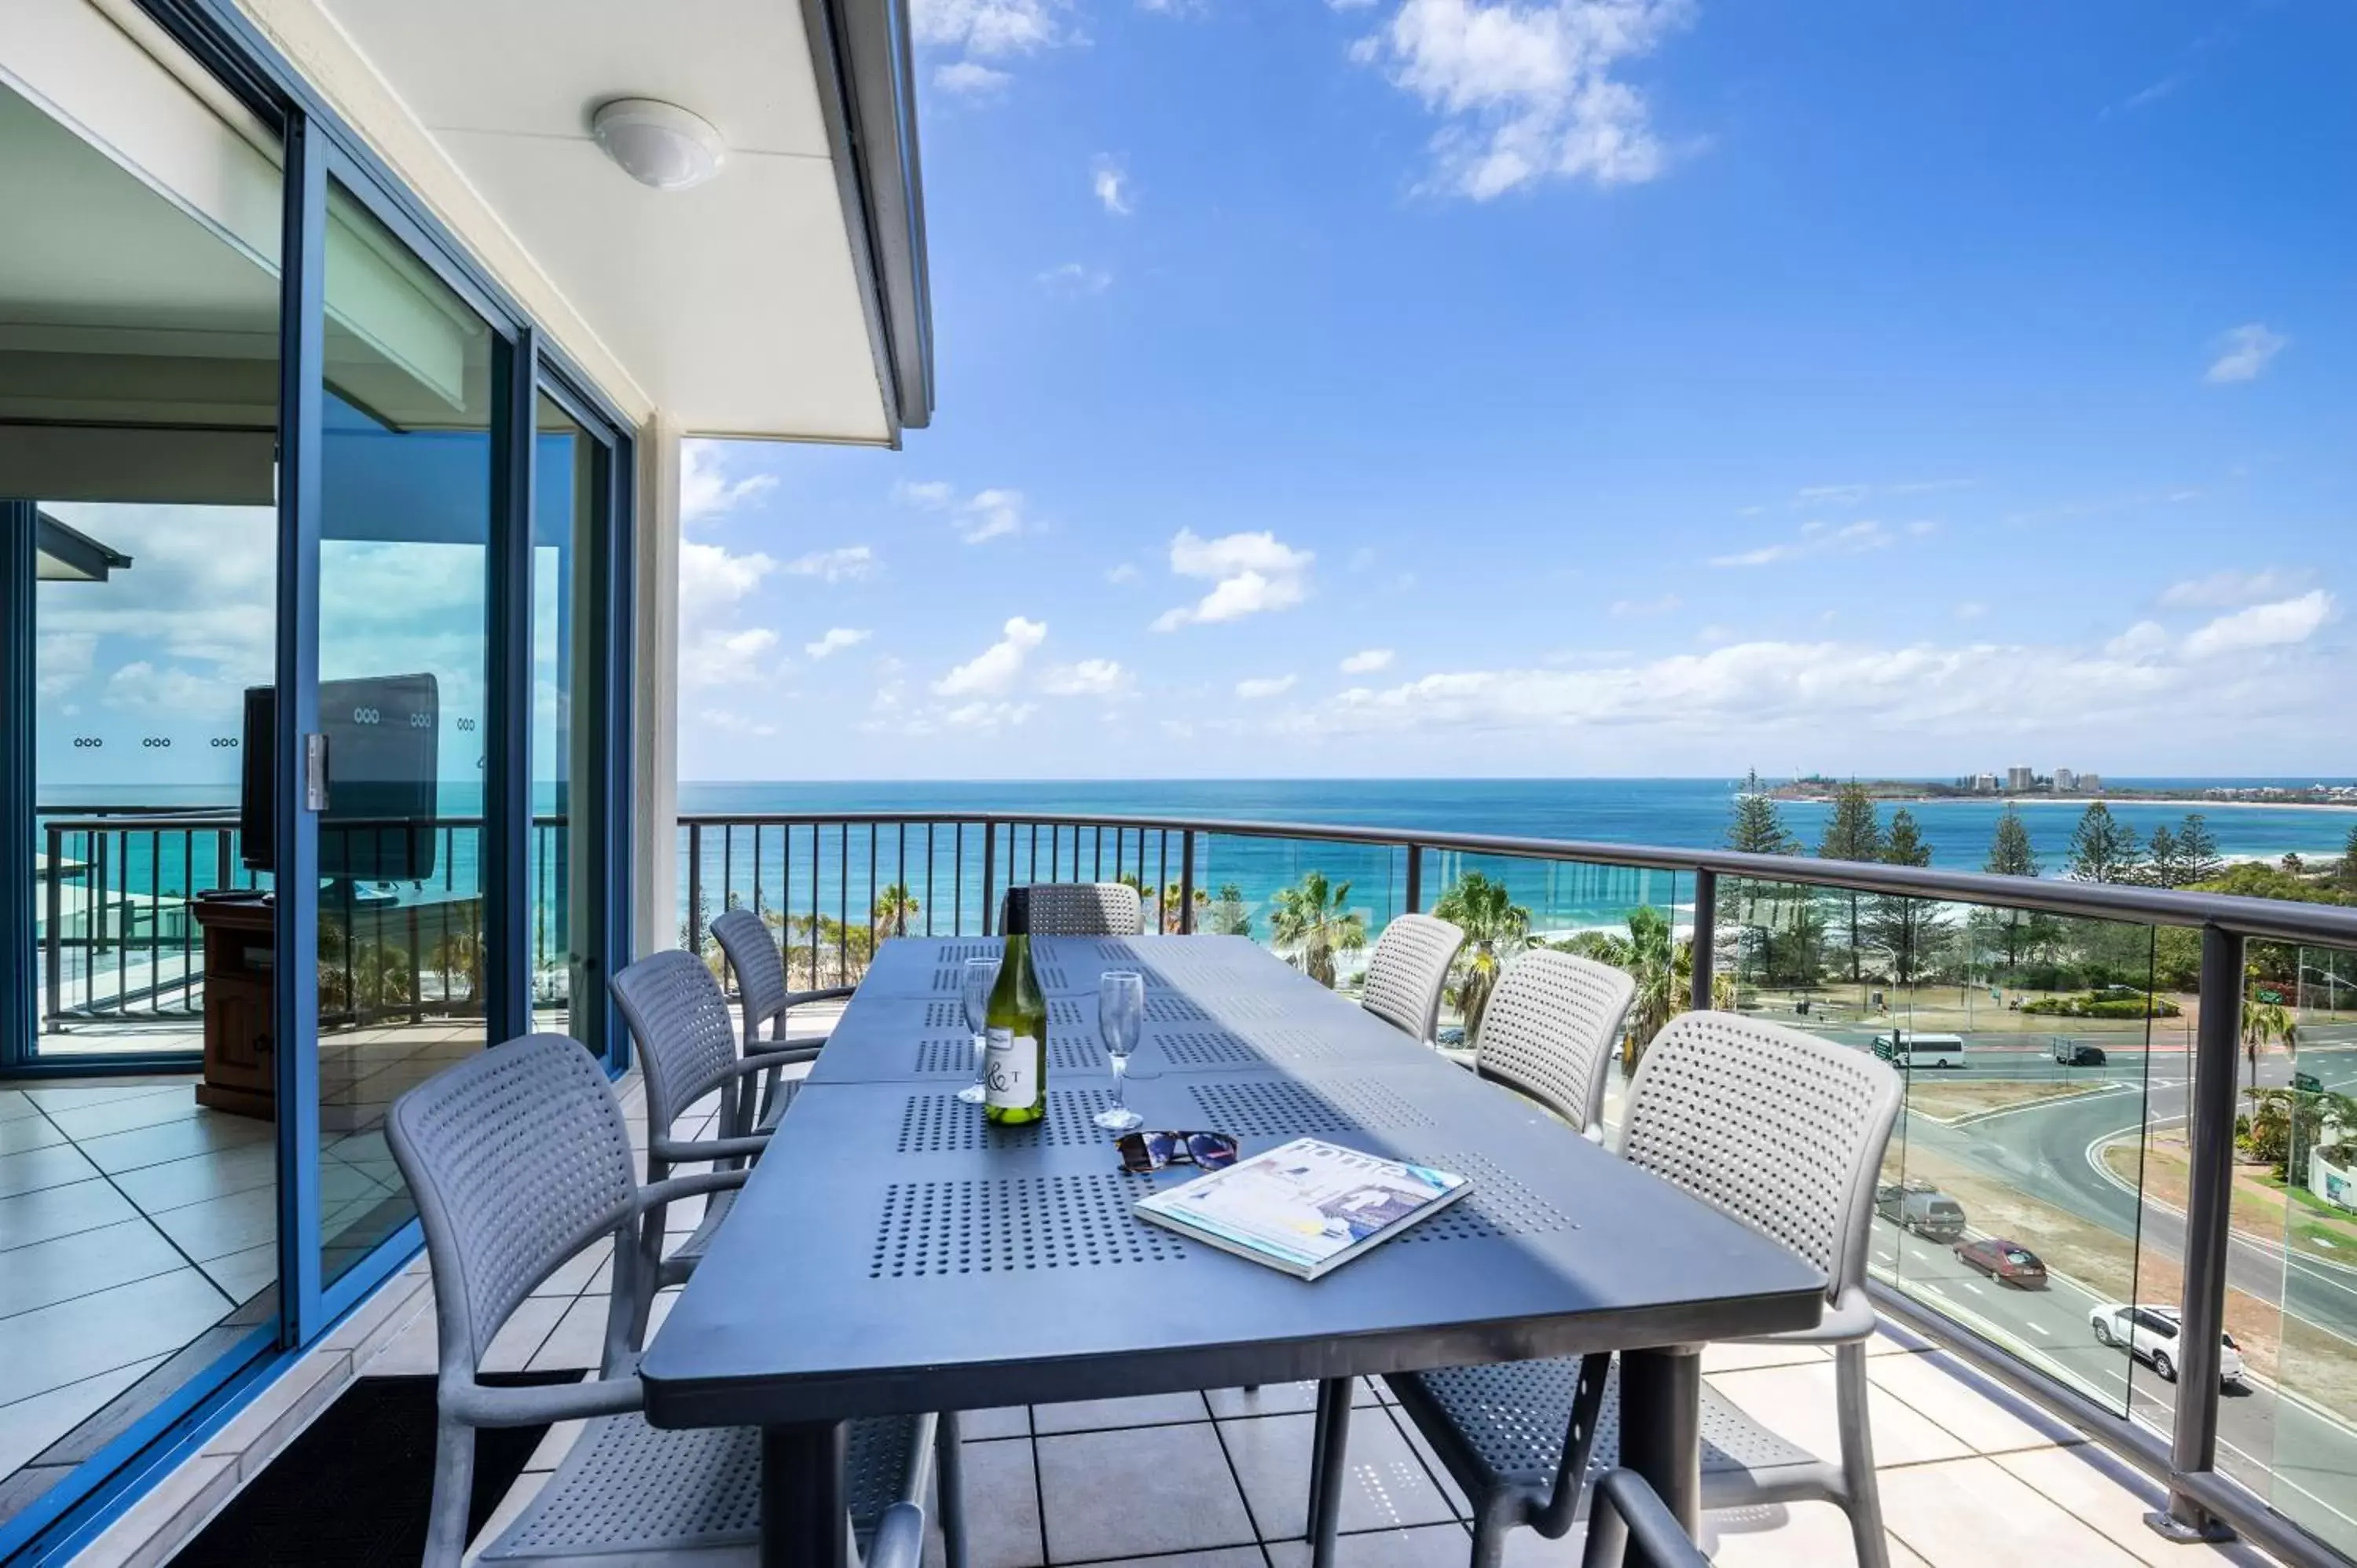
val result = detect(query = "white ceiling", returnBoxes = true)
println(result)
[313,0,890,442]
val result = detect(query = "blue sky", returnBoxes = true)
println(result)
[686,0,2350,780]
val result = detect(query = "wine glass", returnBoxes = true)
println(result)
[955,955,998,1105]
[1094,971,1146,1131]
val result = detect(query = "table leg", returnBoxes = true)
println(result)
[1308,1376,1353,1568]
[761,1420,847,1568]
[1615,1346,1701,1563]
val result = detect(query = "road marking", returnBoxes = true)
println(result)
[2026,1321,2050,1335]
[1959,1280,1985,1296]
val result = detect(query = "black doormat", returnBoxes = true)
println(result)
[169,1372,583,1567]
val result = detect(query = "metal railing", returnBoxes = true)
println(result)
[677,807,2357,1567]
[35,808,579,1034]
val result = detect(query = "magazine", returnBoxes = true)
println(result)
[1133,1138,1470,1280]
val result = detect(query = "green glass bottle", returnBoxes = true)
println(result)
[983,887,1048,1124]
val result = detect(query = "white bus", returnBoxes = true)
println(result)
[1871,1031,1967,1069]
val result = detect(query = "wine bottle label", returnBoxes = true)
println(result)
[984,1028,1039,1108]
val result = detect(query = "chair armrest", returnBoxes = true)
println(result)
[650,1129,773,1164]
[1731,1284,1875,1346]
[1581,1470,1709,1568]
[635,1167,749,1214]
[864,1503,928,1568]
[445,1373,644,1428]
[745,1037,823,1063]
[784,986,856,1007]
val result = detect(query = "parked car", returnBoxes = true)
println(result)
[2295,1071,2325,1094]
[1954,1236,2048,1288]
[1875,1181,1967,1242]
[2089,1302,2245,1386]
[2048,1037,2106,1067]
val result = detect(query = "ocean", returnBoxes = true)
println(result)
[676,779,2357,939]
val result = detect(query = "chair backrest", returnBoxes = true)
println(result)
[1474,949,1634,1137]
[1619,1010,1900,1304]
[610,949,746,1149]
[711,907,789,1042]
[1003,881,1145,936]
[386,1034,637,1373]
[1361,913,1464,1043]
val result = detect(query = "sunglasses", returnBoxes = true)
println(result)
[1116,1130,1241,1174]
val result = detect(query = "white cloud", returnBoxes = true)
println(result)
[780,546,877,582]
[1106,562,1141,584]
[1092,156,1133,214]
[957,489,1028,544]
[1039,658,1133,698]
[679,539,776,615]
[1607,594,1681,617]
[943,700,1037,729]
[805,627,873,659]
[682,627,781,687]
[699,706,779,738]
[2158,568,2312,610]
[2206,323,2287,384]
[1792,482,1869,507]
[911,0,1069,54]
[933,60,1014,96]
[1037,262,1113,295]
[2182,591,2333,659]
[1340,647,1395,673]
[1236,674,1299,699]
[1351,0,1694,200]
[1153,529,1314,632]
[2106,621,2169,660]
[680,441,777,523]
[1707,518,1892,569]
[893,479,956,509]
[934,616,1047,696]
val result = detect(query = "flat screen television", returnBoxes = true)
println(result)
[240,673,442,881]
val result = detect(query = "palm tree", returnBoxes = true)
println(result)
[874,882,921,938]
[1269,871,1367,988]
[2242,981,2298,1109]
[1157,881,1208,933]
[1621,905,1679,1072]
[1433,871,1530,1042]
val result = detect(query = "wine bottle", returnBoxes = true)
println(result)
[983,887,1048,1124]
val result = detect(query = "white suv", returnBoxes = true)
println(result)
[2090,1302,2245,1386]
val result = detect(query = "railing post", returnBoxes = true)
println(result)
[43,824,64,1031]
[1179,831,1198,934]
[1404,844,1422,914]
[981,820,998,936]
[1689,869,1717,1013]
[685,822,703,957]
[2152,922,2242,1544]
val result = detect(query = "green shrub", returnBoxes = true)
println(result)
[2021,991,2182,1020]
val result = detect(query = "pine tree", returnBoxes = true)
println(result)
[1868,809,1948,984]
[1818,781,1883,982]
[2340,825,2357,894]
[2147,824,2184,888]
[2067,801,2143,884]
[1728,789,1799,855]
[2179,814,2223,884]
[1981,804,2044,974]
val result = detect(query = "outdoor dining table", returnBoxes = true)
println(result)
[640,934,1827,1566]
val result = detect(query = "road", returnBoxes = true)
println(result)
[1827,1021,2357,1552]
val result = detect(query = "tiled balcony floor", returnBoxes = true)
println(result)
[67,1054,2285,1568]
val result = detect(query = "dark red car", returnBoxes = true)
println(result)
[1955,1236,2048,1288]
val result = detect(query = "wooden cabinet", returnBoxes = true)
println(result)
[194,893,276,1120]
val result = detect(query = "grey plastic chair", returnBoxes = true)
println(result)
[1450,948,1635,1141]
[1359,912,1464,1044]
[710,907,851,1119]
[386,1033,961,1568]
[1582,1469,1710,1568]
[1382,1010,1903,1568]
[998,881,1145,936]
[609,950,792,1343]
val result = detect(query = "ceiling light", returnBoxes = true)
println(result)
[591,99,726,191]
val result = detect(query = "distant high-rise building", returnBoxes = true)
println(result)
[2080,773,2104,793]
[1974,773,2000,794]
[2055,767,2078,792]
[2006,766,2036,793]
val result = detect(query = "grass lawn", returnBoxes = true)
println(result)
[2110,1136,2357,1266]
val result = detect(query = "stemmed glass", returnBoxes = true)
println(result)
[955,955,998,1105]
[1094,971,1146,1131]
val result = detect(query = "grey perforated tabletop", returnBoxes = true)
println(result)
[640,935,1826,1566]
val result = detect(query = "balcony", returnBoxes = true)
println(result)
[16,805,2357,1566]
